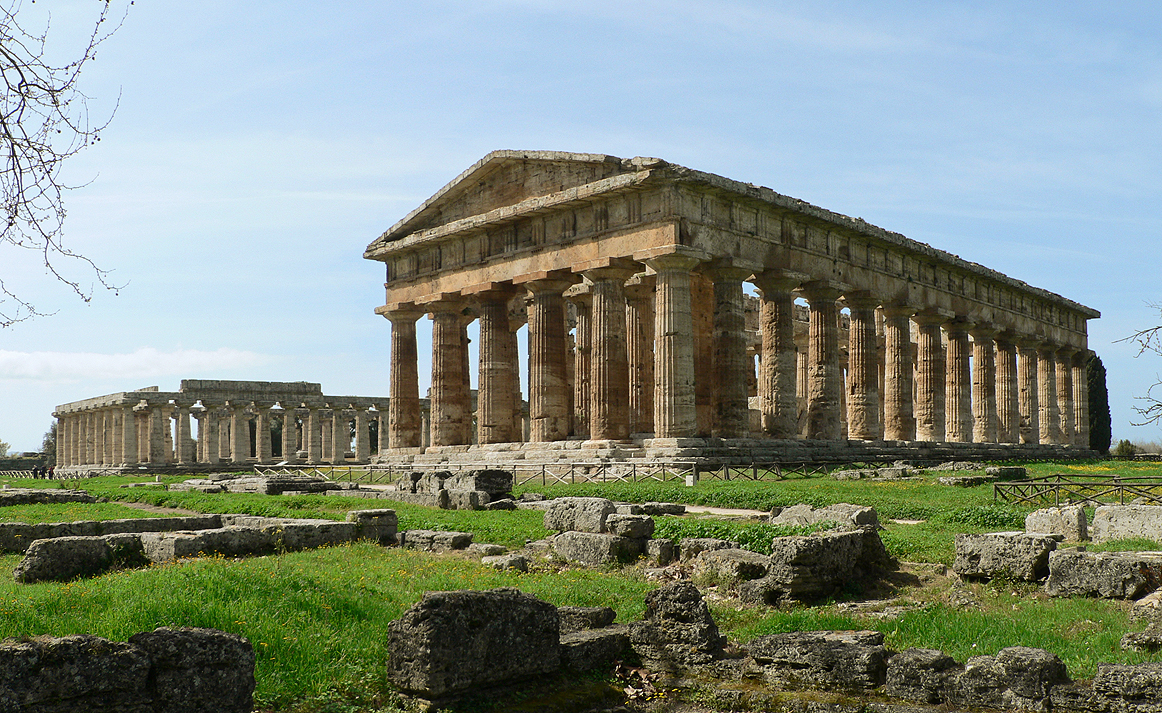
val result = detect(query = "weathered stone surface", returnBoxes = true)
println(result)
[0,488,96,506]
[640,502,686,516]
[13,533,148,583]
[605,513,654,538]
[444,489,489,510]
[399,529,472,552]
[1093,506,1162,544]
[953,532,1059,581]
[884,647,959,703]
[1092,662,1162,712]
[748,630,889,691]
[345,509,398,545]
[443,469,514,495]
[484,498,517,511]
[770,502,880,529]
[467,543,506,557]
[1123,629,1162,653]
[128,627,255,713]
[679,537,738,561]
[481,554,528,571]
[647,539,675,566]
[1046,550,1162,599]
[986,466,1028,479]
[543,497,616,534]
[1133,590,1162,625]
[629,582,725,669]
[559,626,630,673]
[553,531,643,565]
[949,647,1069,712]
[557,606,616,634]
[387,588,560,698]
[139,527,275,562]
[261,519,357,551]
[0,515,224,554]
[1026,506,1088,542]
[741,530,867,604]
[692,547,770,587]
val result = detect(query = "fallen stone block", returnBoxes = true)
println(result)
[692,548,769,587]
[261,520,357,552]
[1091,662,1162,712]
[614,503,644,515]
[769,502,879,529]
[986,466,1028,480]
[629,582,725,670]
[741,530,868,604]
[605,514,654,538]
[485,498,516,510]
[128,627,256,713]
[0,515,224,554]
[13,533,148,583]
[1122,629,1162,653]
[938,475,994,487]
[345,509,398,545]
[953,532,1060,581]
[679,537,738,561]
[387,588,560,699]
[558,606,616,634]
[481,554,528,572]
[949,647,1069,711]
[399,529,472,552]
[1045,550,1162,599]
[647,539,675,566]
[444,489,489,510]
[443,469,513,495]
[559,626,630,672]
[749,630,889,691]
[553,531,643,565]
[543,497,616,534]
[1026,505,1088,542]
[467,543,506,557]
[1093,505,1162,543]
[139,527,276,563]
[885,647,960,703]
[0,488,96,506]
[1132,590,1162,625]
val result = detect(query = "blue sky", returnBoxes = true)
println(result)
[1,1,1159,452]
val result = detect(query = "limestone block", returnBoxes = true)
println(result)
[769,502,879,529]
[481,554,528,572]
[1123,630,1162,653]
[0,488,96,506]
[0,633,151,709]
[679,537,738,561]
[884,647,960,703]
[559,626,630,672]
[261,520,357,552]
[1092,662,1162,713]
[139,527,276,563]
[443,469,513,495]
[741,530,868,604]
[986,466,1028,480]
[1133,591,1162,625]
[484,498,517,510]
[606,514,655,538]
[543,497,616,533]
[399,529,472,552]
[553,531,643,565]
[467,543,506,556]
[1093,506,1162,543]
[1045,550,1162,599]
[557,606,616,634]
[128,627,255,713]
[387,588,560,699]
[953,532,1060,581]
[444,489,489,510]
[692,548,770,587]
[1026,506,1088,542]
[949,647,1069,711]
[614,503,644,515]
[748,630,888,691]
[13,533,148,584]
[628,582,725,669]
[647,538,675,566]
[345,509,398,545]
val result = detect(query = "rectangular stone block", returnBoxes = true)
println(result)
[953,532,1060,581]
[1026,506,1088,542]
[139,527,275,562]
[1045,550,1162,599]
[400,529,472,551]
[1093,506,1162,543]
[543,497,616,533]
[553,531,643,565]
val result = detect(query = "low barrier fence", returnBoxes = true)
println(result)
[994,473,1162,506]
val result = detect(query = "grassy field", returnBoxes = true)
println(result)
[0,461,1160,710]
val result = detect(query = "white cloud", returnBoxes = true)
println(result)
[0,348,270,382]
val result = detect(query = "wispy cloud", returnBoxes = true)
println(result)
[0,348,270,382]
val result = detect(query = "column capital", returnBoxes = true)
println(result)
[912,308,955,327]
[750,270,807,294]
[969,324,1000,341]
[1055,344,1079,358]
[881,303,918,319]
[799,280,845,303]
[581,262,639,283]
[423,296,469,315]
[623,273,656,301]
[642,252,704,273]
[379,302,426,322]
[1017,336,1043,350]
[840,291,881,311]
[462,281,519,299]
[943,317,975,336]
[701,257,760,282]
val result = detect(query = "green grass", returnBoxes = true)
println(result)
[0,502,172,523]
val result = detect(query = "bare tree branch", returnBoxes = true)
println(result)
[1119,302,1162,425]
[0,0,129,327]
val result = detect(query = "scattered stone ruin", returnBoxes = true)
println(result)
[366,150,1099,468]
[54,379,390,475]
[0,627,253,713]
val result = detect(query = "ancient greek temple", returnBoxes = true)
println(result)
[365,151,1099,464]
[54,380,391,473]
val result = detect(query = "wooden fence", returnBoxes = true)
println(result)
[994,474,1162,506]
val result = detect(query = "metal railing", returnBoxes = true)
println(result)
[994,473,1162,506]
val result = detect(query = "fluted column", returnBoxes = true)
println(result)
[882,306,917,440]
[801,282,843,441]
[994,334,1020,443]
[252,406,270,464]
[429,299,471,446]
[568,287,592,439]
[1056,346,1077,446]
[913,312,948,442]
[843,293,881,441]
[230,405,250,463]
[970,327,999,443]
[282,408,300,462]
[586,265,637,441]
[753,275,800,439]
[646,254,701,438]
[148,406,167,464]
[795,330,809,437]
[706,265,752,438]
[1017,339,1041,444]
[331,409,347,462]
[625,276,656,436]
[306,407,323,464]
[385,308,424,450]
[474,288,520,444]
[945,319,974,443]
[522,279,573,442]
[1073,352,1091,448]
[201,407,219,464]
[1038,343,1061,445]
[354,409,370,462]
[174,405,193,464]
[95,410,108,465]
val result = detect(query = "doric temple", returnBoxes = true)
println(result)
[54,380,391,472]
[365,151,1100,464]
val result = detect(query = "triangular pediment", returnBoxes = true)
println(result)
[366,151,637,251]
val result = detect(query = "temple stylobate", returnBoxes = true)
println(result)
[365,151,1100,463]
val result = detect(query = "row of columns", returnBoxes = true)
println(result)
[57,403,387,468]
[385,257,1092,451]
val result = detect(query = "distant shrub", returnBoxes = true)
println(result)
[1113,439,1139,457]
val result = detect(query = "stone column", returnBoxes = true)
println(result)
[801,282,843,441]
[377,408,389,455]
[1017,339,1041,444]
[95,410,108,465]
[625,275,656,436]
[1073,352,1091,448]
[473,288,520,444]
[255,406,272,464]
[568,286,592,439]
[174,405,193,464]
[118,407,136,466]
[218,417,230,462]
[691,273,715,436]
[385,307,424,450]
[753,275,799,439]
[203,406,220,464]
[429,299,471,447]
[355,409,370,462]
[646,255,701,438]
[913,312,948,442]
[995,335,1020,443]
[706,265,752,438]
[331,409,347,462]
[282,408,300,462]
[522,279,573,442]
[882,306,917,440]
[970,327,999,443]
[1056,346,1077,446]
[149,407,167,464]
[945,318,974,443]
[1038,343,1061,445]
[795,329,809,437]
[586,265,637,441]
[843,293,881,441]
[230,405,251,463]
[111,410,124,466]
[306,407,323,464]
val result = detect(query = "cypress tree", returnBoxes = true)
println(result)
[1088,353,1112,454]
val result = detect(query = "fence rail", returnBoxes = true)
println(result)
[994,474,1162,506]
